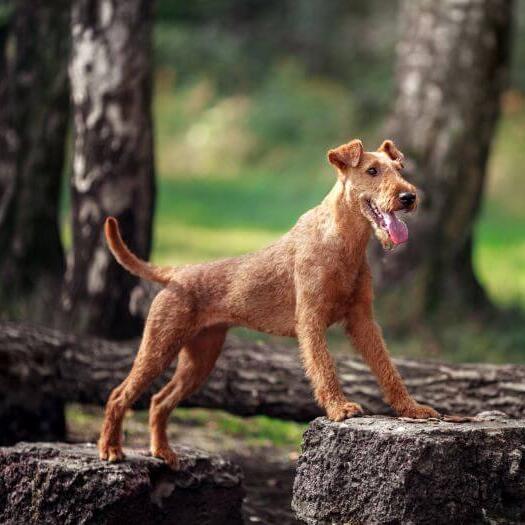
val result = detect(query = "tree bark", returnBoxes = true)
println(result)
[63,0,155,339]
[2,321,525,440]
[0,442,244,525]
[370,0,514,324]
[292,415,525,524]
[0,0,69,323]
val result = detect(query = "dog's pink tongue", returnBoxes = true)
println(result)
[383,212,408,245]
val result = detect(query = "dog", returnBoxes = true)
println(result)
[98,138,439,469]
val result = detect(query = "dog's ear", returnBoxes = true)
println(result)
[327,139,363,171]
[378,139,404,162]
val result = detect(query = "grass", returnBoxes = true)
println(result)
[474,99,525,308]
[172,408,306,447]
[475,205,525,309]
[153,174,329,264]
[66,404,306,450]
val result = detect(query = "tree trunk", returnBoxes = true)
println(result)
[292,415,525,524]
[370,0,513,324]
[0,442,244,525]
[63,0,155,339]
[0,0,69,323]
[2,321,525,442]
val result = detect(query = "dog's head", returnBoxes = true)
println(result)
[328,138,418,250]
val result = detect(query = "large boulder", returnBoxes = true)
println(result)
[0,442,244,524]
[292,414,525,524]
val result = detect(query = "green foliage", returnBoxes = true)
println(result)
[155,24,254,92]
[475,205,525,309]
[156,60,368,173]
[173,408,307,447]
[246,62,358,165]
[153,0,398,123]
[386,316,525,364]
[155,0,525,96]
[66,404,306,449]
[156,0,281,24]
[0,3,14,27]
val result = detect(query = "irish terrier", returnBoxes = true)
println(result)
[98,138,439,469]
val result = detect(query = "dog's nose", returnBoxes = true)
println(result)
[399,192,416,208]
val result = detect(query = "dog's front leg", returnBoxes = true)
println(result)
[296,308,364,421]
[345,312,438,418]
[345,267,439,419]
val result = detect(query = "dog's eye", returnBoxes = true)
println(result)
[366,167,378,176]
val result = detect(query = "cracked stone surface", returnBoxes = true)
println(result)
[292,415,525,525]
[0,442,244,525]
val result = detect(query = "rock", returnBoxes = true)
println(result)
[0,442,244,525]
[292,415,525,525]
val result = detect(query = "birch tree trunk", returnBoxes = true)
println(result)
[370,0,514,324]
[64,0,155,338]
[0,0,69,323]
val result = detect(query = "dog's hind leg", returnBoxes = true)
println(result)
[98,289,196,463]
[148,325,227,469]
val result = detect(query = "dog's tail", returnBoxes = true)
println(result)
[104,217,172,285]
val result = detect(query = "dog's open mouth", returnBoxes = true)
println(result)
[361,198,408,249]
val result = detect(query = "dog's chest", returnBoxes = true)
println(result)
[335,267,360,298]
[326,262,362,322]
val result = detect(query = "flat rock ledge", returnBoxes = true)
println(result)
[0,442,244,525]
[292,414,525,525]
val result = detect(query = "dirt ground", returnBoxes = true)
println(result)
[67,404,303,524]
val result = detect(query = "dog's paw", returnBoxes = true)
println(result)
[326,401,364,422]
[151,446,179,470]
[398,403,439,420]
[98,442,125,463]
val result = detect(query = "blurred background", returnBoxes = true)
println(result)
[149,0,525,363]
[1,1,524,522]
[155,0,525,363]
